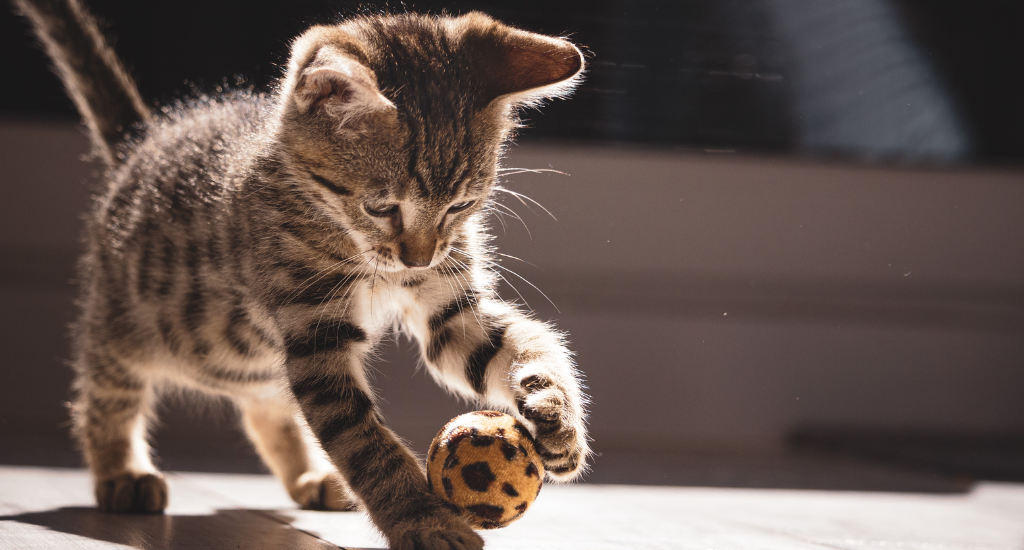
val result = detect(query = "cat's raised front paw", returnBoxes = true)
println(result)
[515,374,589,481]
[95,472,168,513]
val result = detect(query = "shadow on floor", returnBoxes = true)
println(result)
[0,506,377,550]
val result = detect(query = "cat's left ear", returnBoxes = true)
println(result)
[456,12,585,105]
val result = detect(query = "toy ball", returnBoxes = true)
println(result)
[427,410,544,529]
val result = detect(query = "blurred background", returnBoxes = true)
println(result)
[1,0,1022,492]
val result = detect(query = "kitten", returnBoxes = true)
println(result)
[16,0,590,548]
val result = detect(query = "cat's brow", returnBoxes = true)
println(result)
[464,178,490,195]
[308,171,352,196]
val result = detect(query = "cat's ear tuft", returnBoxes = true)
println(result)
[458,12,585,104]
[289,44,395,126]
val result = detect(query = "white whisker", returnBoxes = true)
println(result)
[484,206,510,235]
[496,167,569,177]
[489,200,532,239]
[452,245,559,313]
[494,186,558,222]
[281,249,372,306]
[493,251,536,267]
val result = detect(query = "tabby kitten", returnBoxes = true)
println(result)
[16,0,589,548]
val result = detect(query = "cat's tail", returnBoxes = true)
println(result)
[14,0,150,165]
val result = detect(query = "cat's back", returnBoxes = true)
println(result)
[90,91,272,251]
[77,91,280,366]
[129,90,272,180]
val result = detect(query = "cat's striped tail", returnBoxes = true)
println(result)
[14,0,150,165]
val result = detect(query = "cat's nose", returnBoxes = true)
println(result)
[401,256,431,269]
[399,240,434,269]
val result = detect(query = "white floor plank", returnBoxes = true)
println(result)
[3,466,1024,550]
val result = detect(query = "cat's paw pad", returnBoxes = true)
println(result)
[389,515,484,550]
[293,471,360,511]
[95,472,168,513]
[515,374,589,481]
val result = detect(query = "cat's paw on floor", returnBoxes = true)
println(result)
[388,511,484,550]
[294,471,359,511]
[95,472,168,513]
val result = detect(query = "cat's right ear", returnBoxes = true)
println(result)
[284,35,395,127]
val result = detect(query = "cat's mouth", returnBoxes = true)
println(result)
[368,246,450,273]
[366,242,456,273]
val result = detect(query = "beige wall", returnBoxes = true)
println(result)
[1,120,1021,460]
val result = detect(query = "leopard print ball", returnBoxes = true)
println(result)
[427,411,543,529]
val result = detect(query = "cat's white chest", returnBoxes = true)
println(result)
[356,275,443,342]
[355,276,423,337]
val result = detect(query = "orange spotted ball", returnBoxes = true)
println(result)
[427,411,543,529]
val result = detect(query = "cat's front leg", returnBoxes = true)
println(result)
[281,317,483,550]
[413,294,590,480]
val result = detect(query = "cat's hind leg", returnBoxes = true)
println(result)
[72,354,167,513]
[239,396,359,511]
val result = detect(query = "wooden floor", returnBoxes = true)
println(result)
[2,466,1023,549]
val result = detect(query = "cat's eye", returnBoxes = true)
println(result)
[365,203,399,217]
[447,201,475,214]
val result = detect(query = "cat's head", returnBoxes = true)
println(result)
[271,12,583,272]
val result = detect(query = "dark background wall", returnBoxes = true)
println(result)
[2,0,1023,487]
[4,0,1023,161]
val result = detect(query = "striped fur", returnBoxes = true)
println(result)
[21,2,589,548]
